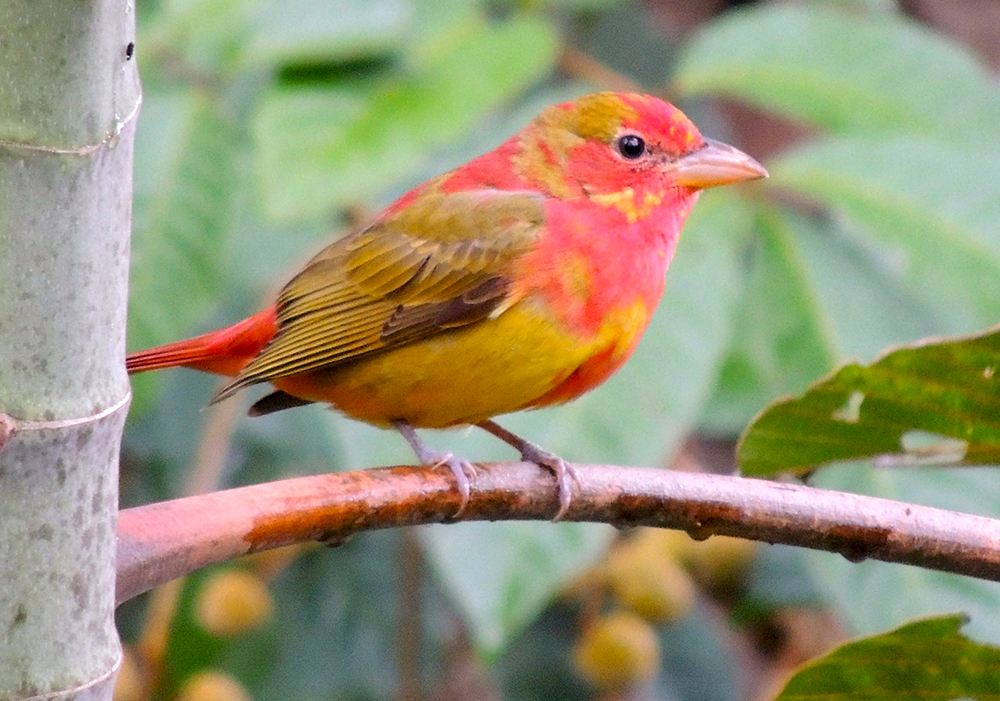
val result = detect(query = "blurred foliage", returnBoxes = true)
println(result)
[121,0,1000,698]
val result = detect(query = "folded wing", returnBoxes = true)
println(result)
[212,189,547,402]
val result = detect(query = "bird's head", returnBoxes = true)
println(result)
[519,92,767,199]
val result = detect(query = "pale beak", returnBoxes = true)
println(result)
[674,138,768,189]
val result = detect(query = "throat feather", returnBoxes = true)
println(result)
[518,190,697,338]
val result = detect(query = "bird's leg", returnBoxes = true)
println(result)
[476,420,579,521]
[392,420,477,517]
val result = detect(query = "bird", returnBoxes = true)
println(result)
[126,91,767,519]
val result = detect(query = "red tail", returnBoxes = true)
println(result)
[126,307,278,377]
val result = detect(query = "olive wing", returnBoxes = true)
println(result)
[213,189,547,401]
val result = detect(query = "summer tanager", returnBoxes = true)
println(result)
[127,92,766,518]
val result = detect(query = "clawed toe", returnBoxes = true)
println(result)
[397,419,579,520]
[393,421,477,518]
[429,451,477,515]
[474,420,579,521]
[520,445,578,522]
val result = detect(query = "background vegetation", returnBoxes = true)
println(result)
[118,0,1000,699]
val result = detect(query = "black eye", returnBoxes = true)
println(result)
[617,134,646,159]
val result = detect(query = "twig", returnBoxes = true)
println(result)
[558,46,644,94]
[116,462,1000,605]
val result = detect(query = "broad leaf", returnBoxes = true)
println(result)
[129,93,238,413]
[240,0,410,68]
[674,4,1000,142]
[738,324,1000,476]
[584,1,676,88]
[790,208,938,361]
[773,137,1000,333]
[253,14,559,222]
[774,615,1000,700]
[701,209,838,433]
[422,521,611,656]
[141,0,252,75]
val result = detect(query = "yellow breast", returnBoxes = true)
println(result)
[274,295,650,428]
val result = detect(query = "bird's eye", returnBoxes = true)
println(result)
[616,134,646,160]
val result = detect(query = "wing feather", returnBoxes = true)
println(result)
[212,189,546,402]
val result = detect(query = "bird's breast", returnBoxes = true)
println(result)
[517,193,690,338]
[524,296,652,407]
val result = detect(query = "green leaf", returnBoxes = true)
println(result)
[774,615,1000,700]
[499,0,628,8]
[422,521,611,655]
[809,0,897,10]
[128,92,238,413]
[240,0,410,68]
[405,0,485,53]
[790,208,938,361]
[714,136,1000,437]
[738,324,1000,476]
[253,14,559,222]
[142,0,252,75]
[773,136,1000,334]
[701,208,838,433]
[703,203,948,434]
[674,4,1000,141]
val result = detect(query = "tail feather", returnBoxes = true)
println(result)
[126,307,278,378]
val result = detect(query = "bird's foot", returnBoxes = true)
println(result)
[517,442,579,522]
[475,420,579,521]
[424,449,477,517]
[393,420,477,517]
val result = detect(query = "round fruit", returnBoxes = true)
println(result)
[194,569,274,637]
[176,671,251,701]
[572,611,661,690]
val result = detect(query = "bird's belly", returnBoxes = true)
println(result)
[273,297,648,428]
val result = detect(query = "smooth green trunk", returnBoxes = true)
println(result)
[0,0,139,698]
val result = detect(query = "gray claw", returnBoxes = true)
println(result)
[429,451,476,517]
[520,444,578,521]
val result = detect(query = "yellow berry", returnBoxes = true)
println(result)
[244,544,310,580]
[572,611,660,690]
[113,647,144,701]
[686,536,757,588]
[176,671,251,701]
[608,545,696,623]
[194,569,274,637]
[636,528,698,563]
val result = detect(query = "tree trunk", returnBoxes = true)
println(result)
[0,1,139,699]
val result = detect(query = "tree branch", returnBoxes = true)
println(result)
[116,462,1000,605]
